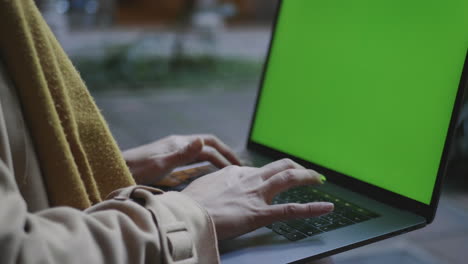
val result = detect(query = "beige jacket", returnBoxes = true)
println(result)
[0,61,220,263]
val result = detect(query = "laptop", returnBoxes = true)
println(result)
[159,0,468,263]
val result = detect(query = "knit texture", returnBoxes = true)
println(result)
[0,0,136,209]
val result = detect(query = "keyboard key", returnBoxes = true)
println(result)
[341,211,370,223]
[282,220,322,237]
[319,222,347,232]
[271,223,285,233]
[267,186,380,241]
[283,231,307,241]
[305,218,332,228]
[320,213,342,223]
[283,219,307,230]
[334,218,353,226]
[318,218,354,232]
[272,223,294,235]
[302,227,322,237]
[355,207,380,218]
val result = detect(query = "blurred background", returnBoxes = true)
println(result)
[38,0,273,149]
[36,0,467,263]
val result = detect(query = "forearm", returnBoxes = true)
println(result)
[0,161,219,264]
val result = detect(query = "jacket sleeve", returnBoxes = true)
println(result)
[0,158,220,264]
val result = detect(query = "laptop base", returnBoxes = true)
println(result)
[220,179,426,264]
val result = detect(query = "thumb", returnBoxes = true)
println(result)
[165,137,204,167]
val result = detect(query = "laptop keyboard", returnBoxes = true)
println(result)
[267,186,380,241]
[157,163,380,242]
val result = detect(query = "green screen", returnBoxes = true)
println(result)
[251,0,468,204]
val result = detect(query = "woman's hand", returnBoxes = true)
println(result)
[122,134,241,185]
[182,159,333,240]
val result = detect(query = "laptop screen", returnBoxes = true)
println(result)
[250,0,468,205]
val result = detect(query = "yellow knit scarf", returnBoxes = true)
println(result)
[0,0,135,209]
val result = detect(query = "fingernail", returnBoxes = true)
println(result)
[319,202,334,212]
[188,138,203,149]
[182,142,201,157]
[319,174,327,184]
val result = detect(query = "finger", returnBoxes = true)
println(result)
[198,135,242,166]
[262,169,324,201]
[259,158,306,180]
[164,137,204,167]
[266,202,334,222]
[198,146,232,168]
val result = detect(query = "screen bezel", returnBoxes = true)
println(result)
[246,0,468,223]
